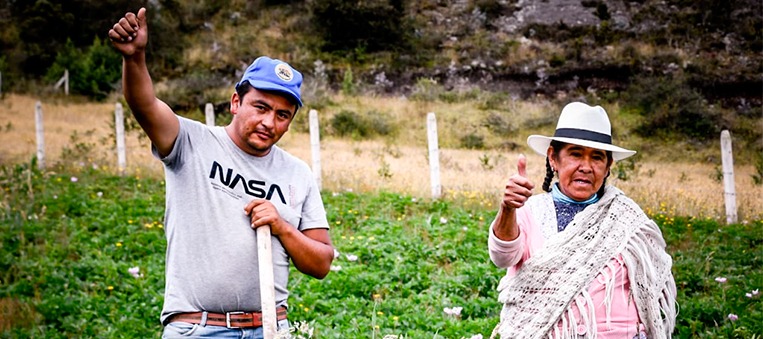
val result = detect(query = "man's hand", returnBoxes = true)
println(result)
[244,199,334,279]
[108,7,148,57]
[501,154,535,210]
[245,199,288,235]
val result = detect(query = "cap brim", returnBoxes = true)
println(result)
[527,135,636,161]
[248,80,303,107]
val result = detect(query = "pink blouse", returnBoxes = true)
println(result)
[489,204,642,338]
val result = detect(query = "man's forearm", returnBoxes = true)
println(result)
[122,53,158,117]
[279,227,334,279]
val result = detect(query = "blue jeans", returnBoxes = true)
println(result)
[162,319,291,339]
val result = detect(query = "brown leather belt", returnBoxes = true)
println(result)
[168,306,287,328]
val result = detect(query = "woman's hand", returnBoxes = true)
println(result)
[492,154,535,242]
[502,154,535,210]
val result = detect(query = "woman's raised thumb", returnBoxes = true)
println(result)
[517,154,527,178]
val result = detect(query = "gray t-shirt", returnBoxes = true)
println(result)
[155,116,328,324]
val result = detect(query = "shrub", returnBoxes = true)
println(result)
[483,112,515,136]
[471,0,508,21]
[341,68,356,96]
[611,154,641,181]
[45,37,122,101]
[623,75,724,142]
[364,110,397,137]
[309,0,410,54]
[58,130,99,168]
[410,78,445,102]
[460,133,485,149]
[752,152,763,186]
[330,110,367,138]
[477,92,508,111]
[155,71,230,113]
[329,110,397,139]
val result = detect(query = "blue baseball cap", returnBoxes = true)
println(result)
[237,56,303,107]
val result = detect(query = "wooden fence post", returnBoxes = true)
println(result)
[205,103,215,126]
[115,103,127,175]
[257,226,277,339]
[427,112,441,199]
[309,109,321,190]
[720,130,737,224]
[35,101,45,169]
[54,69,69,96]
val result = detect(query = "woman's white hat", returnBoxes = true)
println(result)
[527,102,636,161]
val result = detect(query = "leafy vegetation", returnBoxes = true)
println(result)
[329,110,397,139]
[1,160,761,338]
[45,38,123,100]
[622,75,725,142]
[0,0,185,85]
[309,0,410,55]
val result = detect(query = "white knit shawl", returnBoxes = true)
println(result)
[492,186,677,339]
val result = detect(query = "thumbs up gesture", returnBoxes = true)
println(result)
[501,154,535,210]
[108,7,148,57]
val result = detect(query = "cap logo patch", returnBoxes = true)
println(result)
[275,63,293,82]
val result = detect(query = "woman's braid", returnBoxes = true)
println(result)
[542,156,554,192]
[596,151,614,197]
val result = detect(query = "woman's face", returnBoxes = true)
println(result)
[548,143,611,201]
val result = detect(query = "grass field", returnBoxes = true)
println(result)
[0,93,762,337]
[0,162,760,338]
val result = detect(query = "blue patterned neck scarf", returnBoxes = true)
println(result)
[551,183,600,232]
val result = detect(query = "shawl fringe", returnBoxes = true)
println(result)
[491,186,676,339]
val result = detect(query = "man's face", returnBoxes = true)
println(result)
[228,87,296,157]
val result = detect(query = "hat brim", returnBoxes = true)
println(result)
[527,135,636,161]
[248,80,304,107]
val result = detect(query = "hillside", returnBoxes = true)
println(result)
[172,1,762,103]
[0,0,761,155]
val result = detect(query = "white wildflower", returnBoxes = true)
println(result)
[444,306,463,316]
[128,266,143,278]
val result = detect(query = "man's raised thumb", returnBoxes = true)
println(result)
[137,7,147,28]
[517,154,527,178]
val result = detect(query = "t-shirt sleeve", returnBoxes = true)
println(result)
[151,116,195,168]
[296,174,329,231]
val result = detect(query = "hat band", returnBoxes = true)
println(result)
[554,128,611,144]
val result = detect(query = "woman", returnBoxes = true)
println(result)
[488,102,676,338]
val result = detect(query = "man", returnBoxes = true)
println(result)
[108,7,334,338]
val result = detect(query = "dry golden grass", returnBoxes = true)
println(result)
[309,93,560,149]
[1,93,760,221]
[0,94,163,175]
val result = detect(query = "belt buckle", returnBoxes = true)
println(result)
[226,311,245,328]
